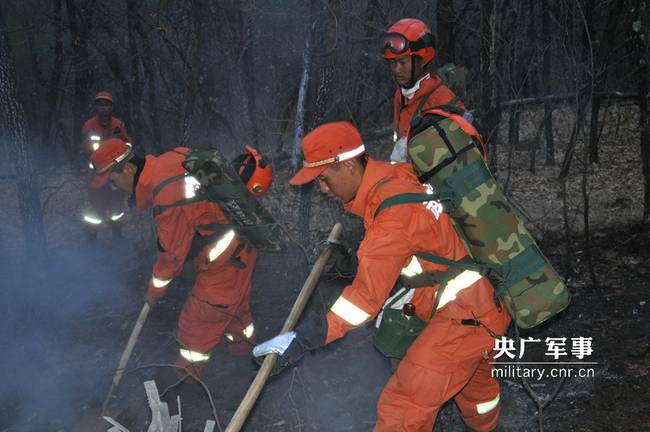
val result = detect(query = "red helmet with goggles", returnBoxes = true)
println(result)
[381,18,435,64]
[231,145,273,198]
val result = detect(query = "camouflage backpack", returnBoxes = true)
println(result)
[436,63,470,102]
[375,107,570,329]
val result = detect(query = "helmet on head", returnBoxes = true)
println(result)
[381,18,435,64]
[231,146,273,197]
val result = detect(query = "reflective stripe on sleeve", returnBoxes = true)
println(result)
[476,393,500,415]
[330,296,371,326]
[151,276,172,288]
[179,348,211,363]
[400,256,423,277]
[208,229,236,262]
[436,270,483,310]
[243,323,255,339]
[184,175,201,199]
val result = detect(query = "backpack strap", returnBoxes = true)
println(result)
[373,192,440,219]
[373,192,498,314]
[394,90,436,141]
[151,173,209,217]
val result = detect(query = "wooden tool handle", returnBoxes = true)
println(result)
[101,302,151,415]
[225,222,343,432]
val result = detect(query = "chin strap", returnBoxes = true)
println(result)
[401,72,431,99]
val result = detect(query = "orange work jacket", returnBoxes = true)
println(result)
[393,74,463,142]
[135,148,247,302]
[81,115,131,155]
[325,158,499,344]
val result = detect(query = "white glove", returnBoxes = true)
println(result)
[390,137,408,163]
[252,331,297,357]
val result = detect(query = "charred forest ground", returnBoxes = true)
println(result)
[0,105,649,431]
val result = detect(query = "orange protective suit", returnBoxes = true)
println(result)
[135,148,257,377]
[81,116,131,227]
[324,158,510,431]
[392,74,463,142]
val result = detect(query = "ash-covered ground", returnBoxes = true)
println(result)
[1,106,649,431]
[1,224,648,432]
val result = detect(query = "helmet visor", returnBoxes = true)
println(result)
[381,33,409,55]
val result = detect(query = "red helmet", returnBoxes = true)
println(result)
[232,145,273,197]
[381,18,435,64]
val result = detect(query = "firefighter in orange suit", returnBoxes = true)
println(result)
[253,122,510,431]
[89,139,273,380]
[80,91,132,240]
[381,18,466,163]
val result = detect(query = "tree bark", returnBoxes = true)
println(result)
[479,0,500,173]
[0,6,47,262]
[635,0,650,223]
[298,0,340,243]
[542,0,555,164]
[436,0,456,65]
[588,0,627,164]
[65,0,94,157]
[126,0,144,150]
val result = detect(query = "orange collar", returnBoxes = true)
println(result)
[344,158,397,217]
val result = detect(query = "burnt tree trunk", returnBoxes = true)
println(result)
[479,0,500,173]
[181,0,207,146]
[634,0,650,223]
[298,0,340,243]
[542,0,555,165]
[126,0,144,150]
[436,0,456,64]
[588,0,626,164]
[65,0,94,158]
[0,7,47,262]
[291,23,315,171]
[42,0,64,160]
[137,8,164,154]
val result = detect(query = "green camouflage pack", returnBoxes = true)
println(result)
[436,63,469,100]
[182,148,290,253]
[405,109,570,328]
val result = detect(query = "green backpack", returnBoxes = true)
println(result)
[152,148,291,253]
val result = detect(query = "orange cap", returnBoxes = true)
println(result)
[289,122,366,185]
[89,138,132,188]
[95,91,113,103]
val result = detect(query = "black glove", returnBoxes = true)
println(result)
[252,314,328,375]
[321,240,356,279]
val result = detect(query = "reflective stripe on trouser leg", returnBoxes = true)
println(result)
[151,276,172,288]
[242,323,254,339]
[179,348,211,363]
[454,355,503,431]
[476,394,500,415]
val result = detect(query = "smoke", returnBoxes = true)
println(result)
[0,242,141,430]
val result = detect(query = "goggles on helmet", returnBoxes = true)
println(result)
[380,32,434,56]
